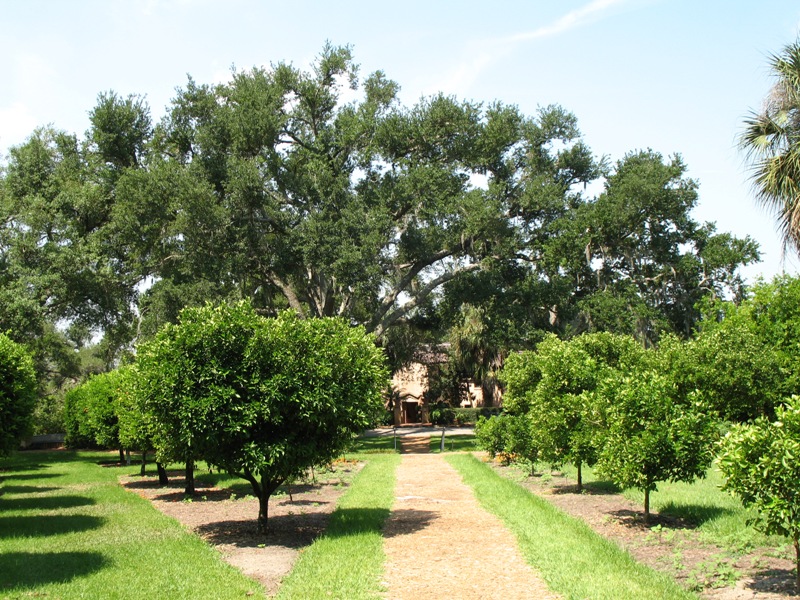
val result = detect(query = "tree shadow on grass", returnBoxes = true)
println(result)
[0,514,104,539]
[0,464,48,474]
[0,551,107,591]
[547,478,621,495]
[606,507,723,531]
[0,485,61,495]
[0,472,62,482]
[193,507,435,549]
[122,475,335,504]
[1,495,96,512]
[656,501,734,527]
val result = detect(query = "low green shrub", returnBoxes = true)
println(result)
[454,407,502,425]
[429,401,456,426]
[475,413,538,471]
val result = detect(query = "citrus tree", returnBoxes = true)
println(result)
[64,369,128,461]
[594,366,716,521]
[501,332,643,489]
[718,396,800,592]
[134,301,388,533]
[0,333,37,456]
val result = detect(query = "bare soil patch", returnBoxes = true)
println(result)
[120,461,361,596]
[382,453,559,599]
[487,459,797,599]
[398,434,430,454]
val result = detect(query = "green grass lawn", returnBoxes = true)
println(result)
[429,432,477,453]
[0,450,262,599]
[0,447,401,600]
[276,453,400,599]
[347,435,399,454]
[549,461,789,552]
[5,444,773,599]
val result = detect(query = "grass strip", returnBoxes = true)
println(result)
[276,453,400,600]
[429,433,477,453]
[0,450,261,599]
[446,453,696,600]
[621,467,788,551]
[548,461,789,552]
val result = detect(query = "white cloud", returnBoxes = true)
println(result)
[435,0,632,96]
[507,0,630,43]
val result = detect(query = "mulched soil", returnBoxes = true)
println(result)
[487,459,798,599]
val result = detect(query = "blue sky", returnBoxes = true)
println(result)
[2,0,800,282]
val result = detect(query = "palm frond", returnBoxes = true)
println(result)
[741,38,800,255]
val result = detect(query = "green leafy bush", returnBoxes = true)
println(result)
[718,396,800,591]
[452,407,501,425]
[594,367,716,521]
[475,413,537,470]
[64,370,127,450]
[475,414,511,461]
[0,333,37,455]
[133,301,389,533]
[429,401,456,426]
[501,332,642,488]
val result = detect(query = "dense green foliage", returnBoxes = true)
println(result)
[594,367,716,520]
[0,333,37,455]
[718,396,800,590]
[475,413,538,471]
[501,333,644,488]
[690,275,800,421]
[63,369,127,451]
[488,331,716,517]
[0,45,758,424]
[133,300,389,532]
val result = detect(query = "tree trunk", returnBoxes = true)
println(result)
[643,488,651,523]
[118,447,125,464]
[481,377,495,408]
[257,489,271,534]
[156,462,169,485]
[125,449,131,466]
[576,461,583,492]
[184,460,195,495]
[241,470,282,535]
[794,535,800,593]
[140,451,147,476]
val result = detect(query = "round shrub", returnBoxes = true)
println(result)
[0,333,38,455]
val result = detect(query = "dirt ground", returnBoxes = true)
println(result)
[120,462,361,596]
[487,460,798,599]
[382,447,559,599]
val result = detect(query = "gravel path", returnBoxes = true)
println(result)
[381,453,559,599]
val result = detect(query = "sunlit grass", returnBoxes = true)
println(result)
[549,461,788,551]
[276,453,400,600]
[347,435,399,454]
[0,450,263,599]
[429,433,477,453]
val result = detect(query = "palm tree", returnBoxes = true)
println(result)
[449,304,504,407]
[741,39,800,254]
